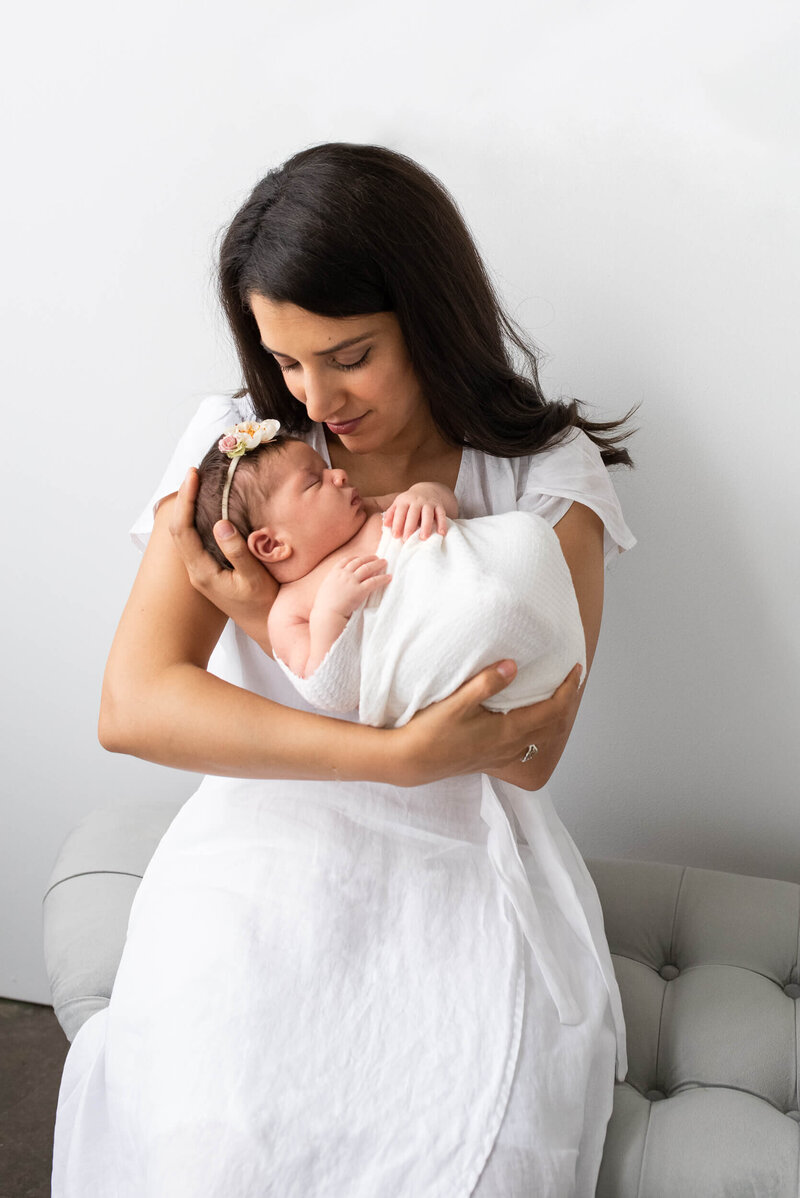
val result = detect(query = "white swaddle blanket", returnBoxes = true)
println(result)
[274,510,587,727]
[273,510,627,1047]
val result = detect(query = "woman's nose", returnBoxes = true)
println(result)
[303,373,343,423]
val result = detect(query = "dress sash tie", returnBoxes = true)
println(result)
[480,776,628,1079]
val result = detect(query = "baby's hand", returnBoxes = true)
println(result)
[315,556,392,619]
[383,486,449,541]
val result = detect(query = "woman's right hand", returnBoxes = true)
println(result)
[169,467,279,653]
[393,660,584,790]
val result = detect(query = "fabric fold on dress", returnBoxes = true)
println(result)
[480,777,628,1080]
[480,778,582,1026]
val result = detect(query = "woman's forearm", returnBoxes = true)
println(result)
[100,498,399,782]
[100,659,398,782]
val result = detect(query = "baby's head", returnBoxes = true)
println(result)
[195,425,368,582]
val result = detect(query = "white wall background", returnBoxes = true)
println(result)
[3,0,798,1003]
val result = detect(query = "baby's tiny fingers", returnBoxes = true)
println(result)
[419,506,434,540]
[391,505,410,539]
[436,505,448,536]
[402,504,424,541]
[353,557,388,579]
[364,572,392,591]
[344,554,379,571]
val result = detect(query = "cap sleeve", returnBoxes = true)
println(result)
[130,393,255,552]
[517,429,636,565]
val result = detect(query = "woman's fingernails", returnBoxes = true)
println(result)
[217,521,235,540]
[497,661,516,679]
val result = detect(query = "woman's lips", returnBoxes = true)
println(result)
[326,415,364,435]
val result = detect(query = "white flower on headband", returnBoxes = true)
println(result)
[219,419,282,523]
[218,419,282,459]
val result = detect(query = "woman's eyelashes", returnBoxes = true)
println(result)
[275,348,372,374]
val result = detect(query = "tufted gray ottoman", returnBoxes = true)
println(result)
[43,803,800,1195]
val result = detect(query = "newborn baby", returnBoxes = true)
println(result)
[196,420,458,680]
[196,420,585,727]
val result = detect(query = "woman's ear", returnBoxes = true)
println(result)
[248,527,292,564]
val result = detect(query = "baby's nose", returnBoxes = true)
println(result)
[331,470,347,487]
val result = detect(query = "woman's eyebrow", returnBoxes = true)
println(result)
[262,332,376,357]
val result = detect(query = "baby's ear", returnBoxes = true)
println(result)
[248,528,292,564]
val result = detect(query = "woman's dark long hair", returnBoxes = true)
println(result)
[218,143,634,466]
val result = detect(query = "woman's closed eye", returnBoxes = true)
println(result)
[276,349,371,373]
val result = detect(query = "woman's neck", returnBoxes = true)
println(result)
[324,425,462,496]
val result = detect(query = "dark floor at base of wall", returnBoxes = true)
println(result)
[0,997,69,1198]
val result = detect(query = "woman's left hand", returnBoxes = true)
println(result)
[393,660,584,789]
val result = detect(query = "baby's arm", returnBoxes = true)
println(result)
[271,556,392,679]
[377,482,459,542]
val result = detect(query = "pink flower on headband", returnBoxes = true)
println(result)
[218,419,281,459]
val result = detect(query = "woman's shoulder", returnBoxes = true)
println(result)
[465,428,590,503]
[467,430,635,563]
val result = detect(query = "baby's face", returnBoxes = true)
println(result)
[251,440,368,572]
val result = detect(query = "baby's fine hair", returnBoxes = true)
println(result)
[195,434,290,569]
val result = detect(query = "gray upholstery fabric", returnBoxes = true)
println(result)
[43,804,800,1195]
[591,858,800,1196]
[42,801,183,1042]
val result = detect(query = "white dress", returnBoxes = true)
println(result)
[52,395,636,1198]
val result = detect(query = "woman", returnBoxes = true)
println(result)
[53,142,635,1197]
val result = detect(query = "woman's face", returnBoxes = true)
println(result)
[248,297,431,455]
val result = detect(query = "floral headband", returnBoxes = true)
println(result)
[218,419,282,522]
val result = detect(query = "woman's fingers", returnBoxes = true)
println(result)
[453,658,518,708]
[398,661,584,784]
[502,664,583,744]
[169,468,199,544]
[211,520,267,584]
[169,469,217,582]
[168,468,268,598]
